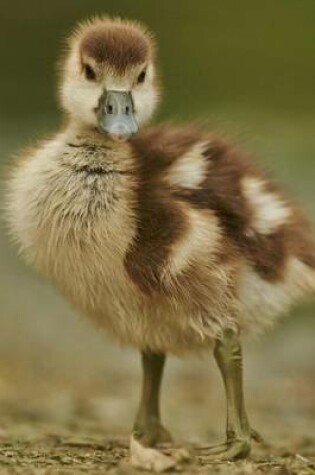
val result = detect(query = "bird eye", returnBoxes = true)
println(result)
[137,69,146,84]
[84,64,96,81]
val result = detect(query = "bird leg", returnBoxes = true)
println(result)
[133,351,173,447]
[200,329,253,460]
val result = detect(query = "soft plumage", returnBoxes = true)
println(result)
[5,16,315,461]
[6,125,315,351]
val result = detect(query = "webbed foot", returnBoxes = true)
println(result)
[197,429,263,461]
[197,437,251,461]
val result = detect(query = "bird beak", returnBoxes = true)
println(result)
[97,90,139,142]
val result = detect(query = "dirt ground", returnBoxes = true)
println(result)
[0,434,314,475]
[0,313,314,474]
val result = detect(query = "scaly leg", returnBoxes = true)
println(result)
[200,329,253,460]
[133,351,173,447]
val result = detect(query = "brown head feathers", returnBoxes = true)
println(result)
[70,16,155,74]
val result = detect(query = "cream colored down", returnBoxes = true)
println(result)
[5,20,315,355]
[6,125,315,354]
[242,177,292,235]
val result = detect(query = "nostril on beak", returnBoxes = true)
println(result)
[106,104,113,114]
[98,91,138,138]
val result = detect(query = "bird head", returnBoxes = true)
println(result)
[59,17,159,142]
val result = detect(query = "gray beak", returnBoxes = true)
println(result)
[97,90,139,142]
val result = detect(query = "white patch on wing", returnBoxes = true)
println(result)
[242,177,291,234]
[167,206,221,274]
[168,142,209,189]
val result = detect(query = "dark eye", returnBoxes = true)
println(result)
[84,64,96,81]
[137,69,146,84]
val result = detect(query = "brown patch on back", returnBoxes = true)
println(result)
[124,126,205,294]
[127,124,315,291]
[132,124,205,170]
[171,136,301,282]
[79,20,152,73]
[124,187,187,295]
[284,209,315,270]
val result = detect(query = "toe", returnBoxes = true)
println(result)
[195,438,251,461]
[217,439,251,461]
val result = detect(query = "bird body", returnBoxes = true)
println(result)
[6,123,315,354]
[5,16,315,460]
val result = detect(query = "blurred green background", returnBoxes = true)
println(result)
[0,0,314,445]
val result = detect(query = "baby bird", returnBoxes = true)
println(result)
[5,17,315,461]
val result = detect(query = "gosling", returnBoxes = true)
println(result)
[5,17,315,461]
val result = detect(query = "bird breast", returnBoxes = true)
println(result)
[6,134,139,313]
